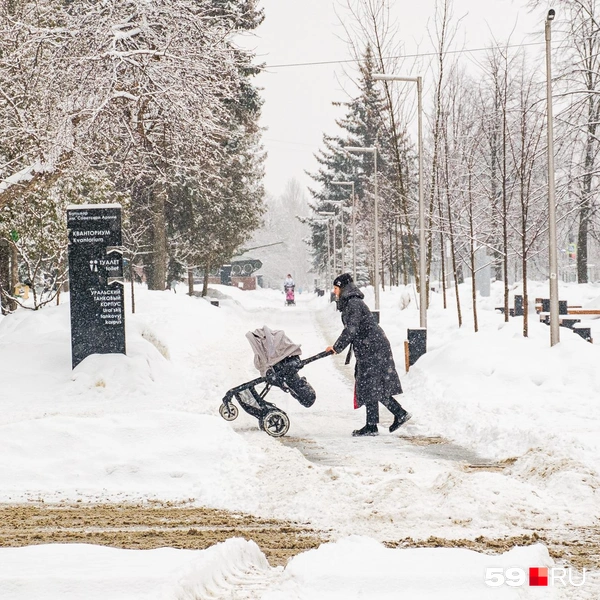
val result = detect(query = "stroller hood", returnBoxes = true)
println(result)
[246,326,302,376]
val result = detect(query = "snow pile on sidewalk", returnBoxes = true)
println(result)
[0,537,558,600]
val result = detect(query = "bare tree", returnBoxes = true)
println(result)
[529,0,600,283]
[507,54,548,336]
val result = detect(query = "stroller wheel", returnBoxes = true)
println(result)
[219,402,239,421]
[260,409,290,437]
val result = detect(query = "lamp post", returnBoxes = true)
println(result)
[345,146,379,311]
[331,181,356,279]
[545,9,560,346]
[317,211,335,289]
[329,200,345,272]
[373,73,426,329]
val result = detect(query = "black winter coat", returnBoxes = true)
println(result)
[332,283,403,407]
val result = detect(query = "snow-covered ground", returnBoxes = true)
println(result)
[0,279,598,599]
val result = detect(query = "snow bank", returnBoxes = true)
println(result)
[0,537,558,600]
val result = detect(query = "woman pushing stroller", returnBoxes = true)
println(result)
[325,273,411,437]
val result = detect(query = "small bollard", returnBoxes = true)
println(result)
[406,328,427,370]
[514,295,524,316]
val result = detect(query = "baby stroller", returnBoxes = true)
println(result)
[218,326,331,437]
[284,284,295,306]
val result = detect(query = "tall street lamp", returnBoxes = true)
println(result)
[331,180,356,279]
[329,200,345,272]
[345,146,380,311]
[545,9,560,346]
[317,211,335,288]
[373,73,427,329]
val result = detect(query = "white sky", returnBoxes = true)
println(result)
[242,0,551,197]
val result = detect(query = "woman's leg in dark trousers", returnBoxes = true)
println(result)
[366,397,406,425]
[381,396,411,432]
[352,401,379,436]
[366,401,379,426]
[380,396,406,418]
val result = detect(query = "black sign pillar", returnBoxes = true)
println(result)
[67,204,126,368]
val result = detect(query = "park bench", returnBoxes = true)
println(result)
[539,311,593,342]
[566,307,600,316]
[506,298,595,342]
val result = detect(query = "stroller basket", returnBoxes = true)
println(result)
[219,350,332,437]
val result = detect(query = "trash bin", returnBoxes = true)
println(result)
[405,328,427,370]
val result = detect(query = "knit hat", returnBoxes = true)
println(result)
[333,273,353,288]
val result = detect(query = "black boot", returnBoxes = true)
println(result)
[389,409,411,433]
[352,423,378,437]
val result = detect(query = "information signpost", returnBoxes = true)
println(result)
[67,204,126,368]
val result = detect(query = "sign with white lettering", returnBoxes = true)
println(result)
[67,204,126,368]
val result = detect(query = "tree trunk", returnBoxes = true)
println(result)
[10,244,18,310]
[7,243,18,312]
[146,187,168,290]
[0,240,10,314]
[447,201,462,328]
[521,165,528,338]
[468,167,478,333]
[437,178,447,309]
[187,266,194,296]
[577,118,595,283]
[502,79,509,323]
[202,265,210,297]
[490,91,503,282]
[130,259,136,314]
[523,261,529,338]
[576,29,600,284]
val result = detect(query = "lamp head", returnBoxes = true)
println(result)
[547,9,555,21]
[345,146,376,154]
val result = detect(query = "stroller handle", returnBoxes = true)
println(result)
[299,350,334,367]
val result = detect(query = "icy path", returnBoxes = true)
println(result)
[204,293,584,555]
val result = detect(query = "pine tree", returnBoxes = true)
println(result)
[307,45,396,287]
